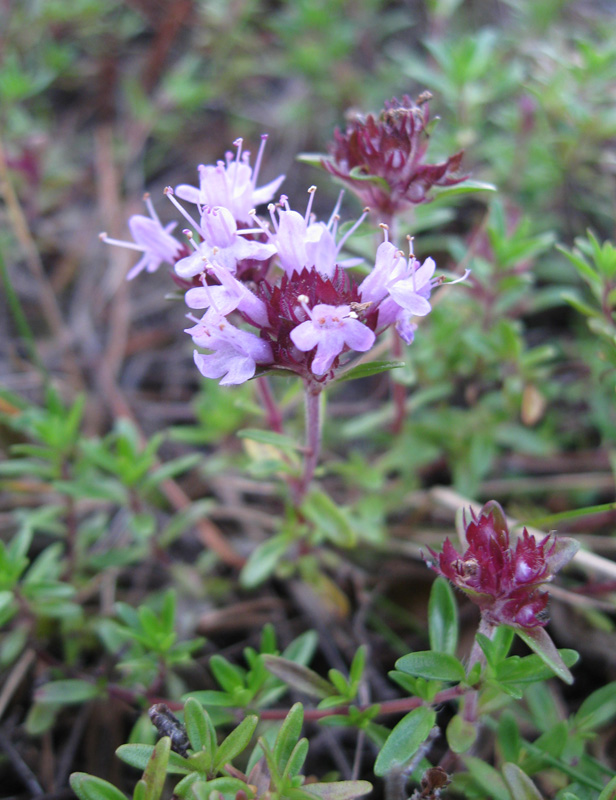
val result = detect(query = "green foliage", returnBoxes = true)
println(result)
[185,624,318,710]
[3,1,616,798]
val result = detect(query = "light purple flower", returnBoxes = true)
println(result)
[99,195,183,280]
[269,190,365,278]
[360,238,438,344]
[290,302,375,375]
[185,264,269,327]
[173,205,276,279]
[175,136,285,222]
[186,311,273,386]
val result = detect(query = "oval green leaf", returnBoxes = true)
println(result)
[374,706,436,776]
[395,651,466,682]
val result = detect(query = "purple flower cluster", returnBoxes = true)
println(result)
[101,134,465,387]
[428,501,579,631]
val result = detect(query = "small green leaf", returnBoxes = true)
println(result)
[395,651,466,682]
[240,533,292,588]
[349,646,367,686]
[428,577,458,655]
[431,179,497,202]
[515,628,576,684]
[237,429,301,451]
[213,715,258,770]
[347,166,390,191]
[464,756,510,800]
[116,744,190,774]
[210,655,246,694]
[495,651,578,686]
[304,781,373,800]
[574,681,616,732]
[447,714,478,754]
[301,490,356,547]
[70,774,128,800]
[296,152,326,168]
[282,738,309,780]
[35,679,102,705]
[497,711,521,763]
[336,361,405,383]
[502,763,544,800]
[192,778,254,800]
[184,697,209,754]
[273,703,304,773]
[262,655,334,700]
[598,774,616,800]
[141,736,170,800]
[374,706,436,776]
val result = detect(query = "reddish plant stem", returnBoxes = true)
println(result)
[256,376,284,434]
[258,684,468,721]
[143,683,468,719]
[294,383,322,505]
[462,618,494,725]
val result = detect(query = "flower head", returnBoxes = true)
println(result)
[323,94,466,218]
[175,136,285,223]
[428,501,579,631]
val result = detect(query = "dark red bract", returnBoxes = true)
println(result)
[253,266,377,381]
[429,501,579,630]
[323,94,466,218]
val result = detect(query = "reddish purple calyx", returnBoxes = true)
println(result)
[429,501,579,630]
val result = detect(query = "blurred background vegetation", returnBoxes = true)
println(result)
[2,0,616,796]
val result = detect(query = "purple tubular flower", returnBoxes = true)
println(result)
[428,501,579,631]
[360,238,442,344]
[175,136,285,222]
[290,302,376,375]
[186,311,273,385]
[269,189,366,278]
[185,264,269,328]
[99,195,184,280]
[173,205,277,280]
[323,94,466,218]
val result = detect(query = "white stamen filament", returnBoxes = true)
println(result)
[165,187,203,235]
[304,186,317,223]
[99,233,144,252]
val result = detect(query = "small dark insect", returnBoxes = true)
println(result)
[148,703,190,757]
[414,766,450,800]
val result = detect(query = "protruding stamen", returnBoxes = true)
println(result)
[231,138,243,196]
[143,193,161,225]
[304,185,317,223]
[336,207,369,253]
[252,134,268,187]
[327,190,345,229]
[267,203,279,232]
[99,232,144,252]
[183,229,200,251]
[165,186,203,233]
